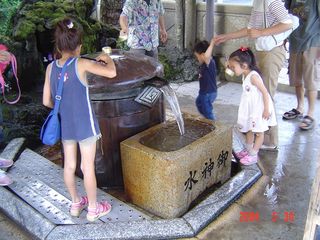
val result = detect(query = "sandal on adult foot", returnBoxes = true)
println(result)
[70,196,88,217]
[87,201,111,222]
[283,108,302,120]
[300,115,314,130]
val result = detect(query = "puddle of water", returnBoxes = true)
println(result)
[139,118,215,152]
[264,182,278,205]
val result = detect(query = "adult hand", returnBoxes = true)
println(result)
[213,34,229,45]
[120,28,128,37]
[160,29,168,43]
[247,28,263,39]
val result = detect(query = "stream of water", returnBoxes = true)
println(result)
[160,84,185,135]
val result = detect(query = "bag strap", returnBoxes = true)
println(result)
[0,53,21,104]
[53,58,73,115]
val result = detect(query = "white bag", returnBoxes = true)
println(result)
[255,2,300,51]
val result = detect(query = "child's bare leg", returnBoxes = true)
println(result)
[245,131,254,150]
[253,132,264,153]
[79,141,97,209]
[63,141,80,203]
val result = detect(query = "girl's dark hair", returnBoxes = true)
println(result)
[54,18,83,54]
[229,47,261,74]
[193,40,209,54]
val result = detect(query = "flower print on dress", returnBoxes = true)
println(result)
[58,72,69,82]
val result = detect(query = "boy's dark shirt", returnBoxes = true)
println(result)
[198,59,217,94]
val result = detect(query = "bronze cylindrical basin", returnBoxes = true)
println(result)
[77,50,165,188]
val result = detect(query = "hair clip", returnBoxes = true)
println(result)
[67,21,74,29]
[240,46,249,52]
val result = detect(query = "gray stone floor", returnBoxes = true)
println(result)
[0,79,319,240]
[172,81,320,240]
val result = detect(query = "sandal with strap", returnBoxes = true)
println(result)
[87,201,112,222]
[0,169,13,186]
[234,149,249,159]
[300,115,314,130]
[70,196,88,217]
[283,108,302,120]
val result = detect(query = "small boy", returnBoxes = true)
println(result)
[193,39,217,120]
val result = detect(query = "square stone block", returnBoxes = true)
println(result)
[120,117,232,218]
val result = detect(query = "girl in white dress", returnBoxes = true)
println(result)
[228,47,277,165]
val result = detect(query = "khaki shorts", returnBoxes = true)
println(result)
[289,47,320,91]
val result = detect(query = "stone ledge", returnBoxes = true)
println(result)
[183,164,262,234]
[0,187,55,239]
[0,137,25,161]
[46,219,194,240]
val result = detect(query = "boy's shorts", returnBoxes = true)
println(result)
[289,47,320,91]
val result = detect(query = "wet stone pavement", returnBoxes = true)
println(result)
[172,81,320,240]
[0,80,319,240]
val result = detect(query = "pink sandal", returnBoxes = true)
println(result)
[70,196,88,217]
[234,149,249,159]
[0,170,13,186]
[0,158,13,168]
[240,155,258,166]
[87,201,112,222]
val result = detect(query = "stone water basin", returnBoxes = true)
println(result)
[120,116,232,218]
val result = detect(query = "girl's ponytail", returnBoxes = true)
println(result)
[54,18,83,55]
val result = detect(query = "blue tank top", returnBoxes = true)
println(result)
[49,58,100,141]
[198,59,217,94]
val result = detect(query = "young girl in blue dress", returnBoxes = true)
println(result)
[42,18,117,221]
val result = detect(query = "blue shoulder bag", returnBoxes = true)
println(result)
[40,58,73,145]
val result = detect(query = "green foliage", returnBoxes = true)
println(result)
[12,0,100,54]
[0,0,21,41]
[158,54,182,82]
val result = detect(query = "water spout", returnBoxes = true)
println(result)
[160,85,185,135]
